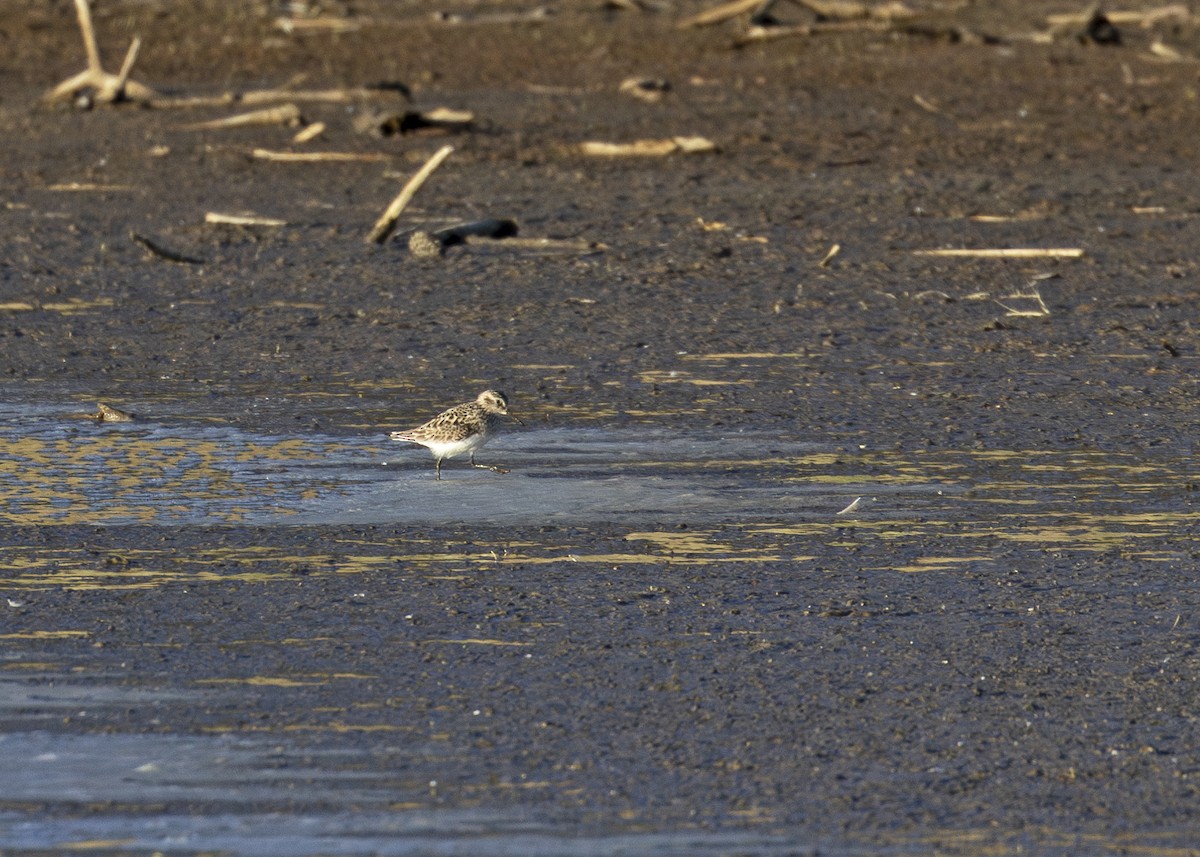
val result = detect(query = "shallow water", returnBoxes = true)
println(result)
[0,709,806,856]
[0,401,937,527]
[3,402,1199,856]
[0,401,1195,545]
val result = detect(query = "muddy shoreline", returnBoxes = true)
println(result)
[4,1,1200,854]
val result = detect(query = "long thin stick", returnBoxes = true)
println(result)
[205,212,288,227]
[183,104,302,131]
[912,248,1083,259]
[76,0,102,74]
[114,36,141,95]
[366,145,454,244]
[252,149,389,162]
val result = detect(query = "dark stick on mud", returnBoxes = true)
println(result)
[129,231,205,265]
[408,219,520,257]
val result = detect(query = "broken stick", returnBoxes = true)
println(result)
[205,212,287,227]
[366,145,455,244]
[579,136,716,156]
[252,149,389,163]
[181,104,303,131]
[678,0,762,28]
[913,248,1084,258]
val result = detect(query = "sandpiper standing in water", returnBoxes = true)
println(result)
[389,390,522,480]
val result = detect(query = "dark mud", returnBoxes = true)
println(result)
[3,1,1200,854]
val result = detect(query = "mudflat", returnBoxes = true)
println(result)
[2,2,1200,854]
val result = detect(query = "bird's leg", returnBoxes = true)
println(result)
[470,453,509,474]
[435,457,443,480]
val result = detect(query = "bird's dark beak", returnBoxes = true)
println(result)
[510,414,526,426]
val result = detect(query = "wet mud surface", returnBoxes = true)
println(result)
[4,1,1200,854]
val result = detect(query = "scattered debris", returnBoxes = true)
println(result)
[409,218,520,257]
[684,0,916,38]
[580,136,716,156]
[129,231,205,264]
[366,145,455,244]
[149,84,409,110]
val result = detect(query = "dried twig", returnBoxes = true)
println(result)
[913,248,1084,259]
[205,212,287,227]
[48,182,137,192]
[799,0,914,19]
[366,145,455,244]
[678,0,761,28]
[274,16,365,35]
[252,149,389,163]
[181,104,304,131]
[1148,39,1186,60]
[44,0,159,105]
[292,122,326,144]
[580,136,716,156]
[836,496,863,515]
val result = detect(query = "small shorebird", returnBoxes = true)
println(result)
[389,390,523,480]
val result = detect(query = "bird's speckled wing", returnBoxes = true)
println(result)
[392,403,481,443]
